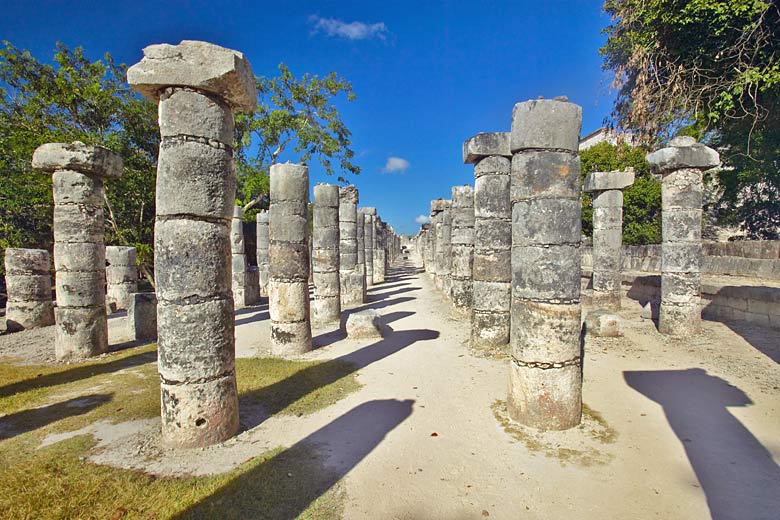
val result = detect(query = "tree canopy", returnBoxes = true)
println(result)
[600,0,780,238]
[0,42,359,282]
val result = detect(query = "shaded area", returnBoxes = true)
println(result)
[0,349,157,398]
[240,327,438,428]
[625,369,780,520]
[366,285,421,303]
[313,310,415,349]
[719,316,780,364]
[234,310,269,327]
[0,393,112,440]
[174,399,414,520]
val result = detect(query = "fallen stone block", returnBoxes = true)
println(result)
[346,310,383,339]
[585,309,624,337]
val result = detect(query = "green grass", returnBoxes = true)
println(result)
[0,344,361,519]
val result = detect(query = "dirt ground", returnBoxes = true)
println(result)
[1,258,779,519]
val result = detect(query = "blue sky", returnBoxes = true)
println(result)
[1,1,615,235]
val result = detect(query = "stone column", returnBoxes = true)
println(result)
[434,202,452,294]
[339,186,364,305]
[425,201,439,274]
[583,170,635,310]
[356,207,367,301]
[646,136,719,336]
[269,163,312,354]
[362,208,376,286]
[509,97,583,431]
[128,292,157,341]
[106,246,137,310]
[231,206,259,308]
[374,217,386,284]
[450,185,474,310]
[128,40,256,447]
[4,249,54,332]
[33,142,122,360]
[256,210,270,298]
[313,183,341,323]
[464,133,512,353]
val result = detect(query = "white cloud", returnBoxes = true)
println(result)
[382,156,410,173]
[309,15,389,41]
[415,215,431,224]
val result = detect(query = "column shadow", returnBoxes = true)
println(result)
[0,393,112,440]
[240,327,438,428]
[172,399,414,520]
[0,350,157,398]
[624,369,780,519]
[312,311,415,349]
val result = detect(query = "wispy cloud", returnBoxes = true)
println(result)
[382,156,410,174]
[415,215,431,224]
[309,15,389,41]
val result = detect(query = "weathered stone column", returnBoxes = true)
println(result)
[4,249,54,332]
[128,292,157,341]
[362,208,376,286]
[312,183,341,323]
[33,142,122,360]
[256,210,270,298]
[434,202,452,294]
[269,163,312,354]
[231,206,259,308]
[128,40,256,447]
[106,246,137,310]
[646,136,719,336]
[425,201,440,274]
[450,185,475,310]
[374,216,386,284]
[509,98,583,430]
[356,207,367,301]
[339,186,364,305]
[464,133,512,353]
[583,170,635,311]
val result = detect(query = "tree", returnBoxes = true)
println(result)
[234,63,360,217]
[580,141,661,245]
[0,41,159,282]
[600,0,780,238]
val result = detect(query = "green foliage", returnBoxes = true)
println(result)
[234,63,360,219]
[600,0,780,238]
[0,41,159,278]
[580,142,661,245]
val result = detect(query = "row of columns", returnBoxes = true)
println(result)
[417,97,719,432]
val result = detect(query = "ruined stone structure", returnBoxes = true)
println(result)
[356,207,367,298]
[128,40,256,447]
[255,210,270,297]
[508,98,583,430]
[374,217,387,284]
[362,208,376,286]
[268,163,312,354]
[3,249,54,332]
[105,246,138,310]
[583,169,635,310]
[464,133,512,353]
[312,183,341,323]
[128,292,157,341]
[450,185,475,310]
[33,142,122,360]
[434,201,452,294]
[231,206,259,308]
[339,186,365,305]
[646,136,719,336]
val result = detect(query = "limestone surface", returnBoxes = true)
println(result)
[126,40,257,111]
[105,246,137,310]
[462,132,511,164]
[585,310,624,337]
[128,292,157,341]
[346,310,384,339]
[312,183,341,323]
[3,249,54,332]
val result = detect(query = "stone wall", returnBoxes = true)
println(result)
[582,240,780,280]
[583,240,780,330]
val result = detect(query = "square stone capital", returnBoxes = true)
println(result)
[463,132,511,164]
[646,136,720,174]
[127,40,257,112]
[339,185,359,204]
[583,169,635,192]
[32,142,123,179]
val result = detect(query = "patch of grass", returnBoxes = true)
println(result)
[0,434,345,520]
[0,345,361,519]
[237,357,362,417]
[491,400,614,467]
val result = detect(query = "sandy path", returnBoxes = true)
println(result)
[16,259,780,519]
